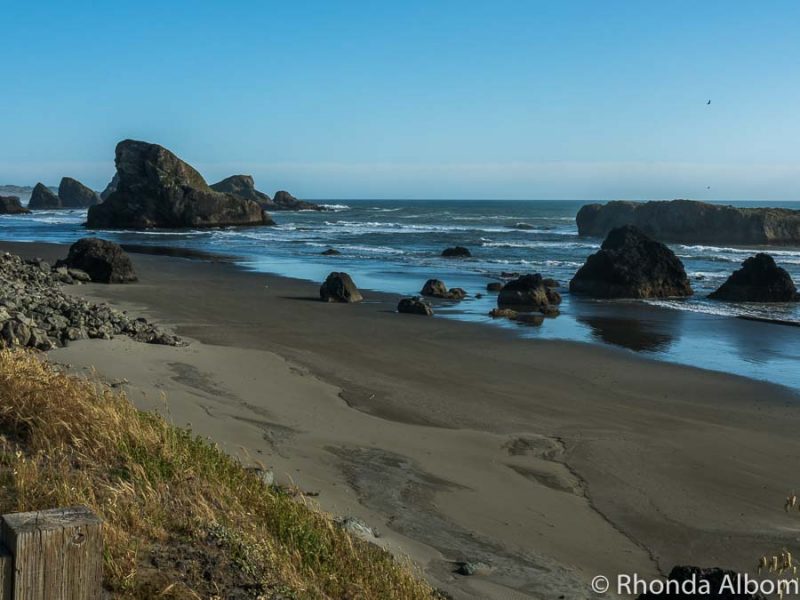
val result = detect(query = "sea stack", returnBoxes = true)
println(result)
[576,199,800,245]
[58,177,100,208]
[28,183,61,210]
[570,225,693,299]
[709,254,798,302]
[86,140,275,229]
[0,195,31,214]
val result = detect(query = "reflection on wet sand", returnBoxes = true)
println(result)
[578,315,676,353]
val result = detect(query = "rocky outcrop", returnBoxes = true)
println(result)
[210,175,271,203]
[0,195,30,214]
[320,272,363,303]
[87,140,274,229]
[486,282,503,292]
[321,248,341,256]
[577,199,800,245]
[56,238,137,283]
[28,183,61,210]
[269,190,321,211]
[709,253,798,302]
[397,297,433,316]
[570,225,693,299]
[100,173,118,201]
[442,246,471,258]
[498,274,562,315]
[58,177,100,208]
[0,251,180,349]
[420,279,466,300]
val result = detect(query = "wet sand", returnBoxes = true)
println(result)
[5,240,800,599]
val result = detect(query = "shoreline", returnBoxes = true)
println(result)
[5,239,800,599]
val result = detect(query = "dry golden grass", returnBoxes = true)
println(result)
[0,349,438,599]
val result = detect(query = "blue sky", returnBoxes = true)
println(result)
[2,1,799,200]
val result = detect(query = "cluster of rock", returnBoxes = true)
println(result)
[567,225,798,303]
[570,225,693,299]
[397,296,433,316]
[27,179,100,210]
[420,279,466,300]
[0,195,30,214]
[87,140,275,229]
[577,199,800,245]
[209,175,322,211]
[0,249,181,350]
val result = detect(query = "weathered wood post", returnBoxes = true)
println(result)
[0,506,102,600]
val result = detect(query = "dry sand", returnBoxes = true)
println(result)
[5,241,800,599]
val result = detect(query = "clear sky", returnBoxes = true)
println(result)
[2,0,799,200]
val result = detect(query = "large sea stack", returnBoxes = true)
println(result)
[709,254,798,302]
[570,225,693,299]
[87,140,275,229]
[577,199,800,245]
[58,177,100,208]
[28,183,61,210]
[0,195,30,214]
[269,190,322,211]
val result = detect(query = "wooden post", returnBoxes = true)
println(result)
[0,544,12,600]
[0,506,102,600]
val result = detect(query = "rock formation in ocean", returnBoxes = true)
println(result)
[100,173,118,201]
[420,279,466,300]
[498,274,562,315]
[320,272,363,303]
[441,246,472,258]
[58,177,100,208]
[270,190,322,211]
[0,195,31,214]
[28,182,61,210]
[56,238,138,284]
[397,297,433,316]
[86,140,275,229]
[709,253,798,302]
[486,282,503,292]
[210,175,271,204]
[577,199,800,245]
[321,248,341,256]
[570,225,693,299]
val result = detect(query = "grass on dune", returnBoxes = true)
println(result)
[0,349,438,599]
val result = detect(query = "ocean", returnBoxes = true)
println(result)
[2,198,799,391]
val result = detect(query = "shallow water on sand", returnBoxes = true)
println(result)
[2,199,799,391]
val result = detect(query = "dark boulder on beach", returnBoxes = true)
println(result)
[637,566,766,600]
[58,177,100,208]
[99,173,118,201]
[420,279,466,300]
[0,195,30,215]
[56,238,137,283]
[709,253,798,302]
[498,274,562,314]
[398,296,433,316]
[570,225,693,299]
[320,272,363,303]
[442,246,471,258]
[28,183,61,210]
[270,190,322,211]
[87,140,275,229]
[577,199,800,245]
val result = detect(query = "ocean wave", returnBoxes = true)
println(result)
[320,204,350,211]
[645,298,800,324]
[480,240,598,250]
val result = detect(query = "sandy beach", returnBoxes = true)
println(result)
[4,240,800,599]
